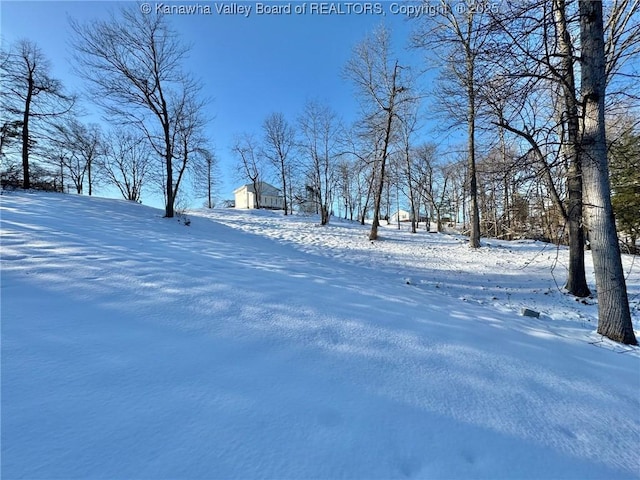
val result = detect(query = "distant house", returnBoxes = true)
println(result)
[390,209,411,223]
[234,182,284,210]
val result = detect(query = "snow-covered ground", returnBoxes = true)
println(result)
[2,191,639,479]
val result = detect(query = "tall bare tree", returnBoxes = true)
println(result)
[232,133,264,209]
[485,0,638,299]
[413,0,491,247]
[173,92,208,205]
[413,143,453,233]
[0,39,74,189]
[482,0,591,296]
[192,147,218,209]
[341,126,378,225]
[397,100,421,233]
[298,101,342,225]
[345,25,410,240]
[579,0,637,345]
[262,112,296,214]
[554,0,592,297]
[70,7,206,217]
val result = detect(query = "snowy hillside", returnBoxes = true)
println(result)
[2,191,639,479]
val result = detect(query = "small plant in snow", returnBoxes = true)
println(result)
[176,213,191,226]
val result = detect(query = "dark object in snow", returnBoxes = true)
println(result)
[521,308,540,318]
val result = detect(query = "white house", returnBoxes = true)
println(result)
[234,182,284,210]
[390,209,411,223]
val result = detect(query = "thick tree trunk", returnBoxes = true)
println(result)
[565,170,590,296]
[165,149,174,217]
[369,115,393,240]
[369,173,384,239]
[580,0,637,345]
[554,0,591,297]
[321,206,329,225]
[87,161,93,196]
[361,172,374,225]
[160,93,174,217]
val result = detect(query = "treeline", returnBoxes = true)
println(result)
[0,8,218,213]
[230,3,639,252]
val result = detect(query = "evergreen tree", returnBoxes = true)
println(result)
[609,126,640,251]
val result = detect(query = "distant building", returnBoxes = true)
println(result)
[234,182,284,210]
[390,209,411,223]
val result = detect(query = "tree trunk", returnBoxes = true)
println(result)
[207,160,212,208]
[369,62,401,240]
[580,0,636,345]
[87,160,93,196]
[467,53,481,248]
[281,159,288,215]
[159,91,174,217]
[21,75,33,190]
[165,149,174,217]
[370,121,392,240]
[405,145,417,234]
[361,168,375,225]
[554,0,591,297]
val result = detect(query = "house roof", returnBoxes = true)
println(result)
[233,182,282,196]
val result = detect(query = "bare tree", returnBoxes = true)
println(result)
[482,0,637,340]
[0,39,75,189]
[191,147,219,209]
[336,154,367,222]
[173,91,208,207]
[579,0,637,345]
[603,0,640,103]
[341,126,378,225]
[297,101,342,225]
[413,143,453,233]
[345,25,411,240]
[70,7,206,217]
[262,112,296,214]
[481,0,592,295]
[413,0,492,247]
[49,117,104,195]
[232,133,264,209]
[397,100,421,233]
[553,0,592,297]
[485,0,638,296]
[103,129,151,202]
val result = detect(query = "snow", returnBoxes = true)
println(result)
[2,191,639,479]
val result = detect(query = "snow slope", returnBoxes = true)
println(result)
[2,191,639,479]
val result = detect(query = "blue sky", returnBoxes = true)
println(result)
[1,1,440,206]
